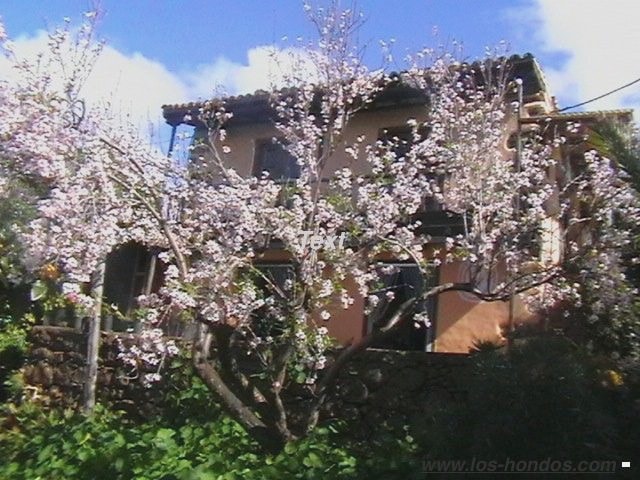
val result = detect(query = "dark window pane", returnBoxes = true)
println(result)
[103,243,153,327]
[254,263,296,298]
[254,140,300,180]
[250,263,296,338]
[378,126,442,211]
[378,126,428,160]
[367,264,437,351]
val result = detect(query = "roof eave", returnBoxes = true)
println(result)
[161,53,547,127]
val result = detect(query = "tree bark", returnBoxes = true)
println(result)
[193,359,290,452]
[192,323,290,452]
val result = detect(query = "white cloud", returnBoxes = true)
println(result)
[85,46,189,129]
[518,0,640,115]
[184,45,318,99]
[0,26,316,139]
[185,56,243,100]
[0,28,189,140]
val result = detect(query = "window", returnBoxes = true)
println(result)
[250,263,297,338]
[378,126,426,161]
[366,263,438,351]
[103,243,158,330]
[189,127,208,161]
[253,263,296,297]
[378,126,443,211]
[253,139,300,181]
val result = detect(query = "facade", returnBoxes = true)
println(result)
[107,54,632,353]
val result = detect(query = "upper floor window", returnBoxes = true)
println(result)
[378,125,429,159]
[379,125,442,211]
[253,139,300,181]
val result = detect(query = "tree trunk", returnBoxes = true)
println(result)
[193,358,291,452]
[191,323,292,452]
[83,261,105,413]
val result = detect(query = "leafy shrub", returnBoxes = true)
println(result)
[421,334,621,461]
[0,313,30,403]
[1,401,424,480]
[562,278,640,360]
[155,353,225,426]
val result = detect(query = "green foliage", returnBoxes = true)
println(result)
[578,121,640,358]
[342,427,425,480]
[0,403,369,480]
[0,313,31,403]
[0,356,426,480]
[0,176,41,329]
[158,353,225,425]
[561,242,640,359]
[29,278,74,317]
[0,314,29,353]
[589,121,640,193]
[567,292,640,360]
[6,323,637,479]
[6,331,638,478]
[158,361,427,478]
[421,334,621,460]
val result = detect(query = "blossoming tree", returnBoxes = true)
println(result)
[3,4,637,450]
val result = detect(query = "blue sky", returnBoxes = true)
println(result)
[1,0,639,148]
[0,1,528,70]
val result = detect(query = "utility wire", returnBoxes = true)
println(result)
[557,76,640,112]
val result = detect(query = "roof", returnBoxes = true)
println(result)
[162,53,548,128]
[520,109,634,125]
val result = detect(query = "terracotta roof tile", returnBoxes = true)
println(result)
[162,53,545,126]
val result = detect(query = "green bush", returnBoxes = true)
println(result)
[10,329,637,478]
[1,401,422,480]
[0,313,30,403]
[155,353,225,426]
[156,358,425,479]
[421,334,621,461]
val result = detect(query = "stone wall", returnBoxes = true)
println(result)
[326,349,468,430]
[23,326,469,429]
[23,326,176,416]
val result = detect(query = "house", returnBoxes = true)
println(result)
[105,54,633,353]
